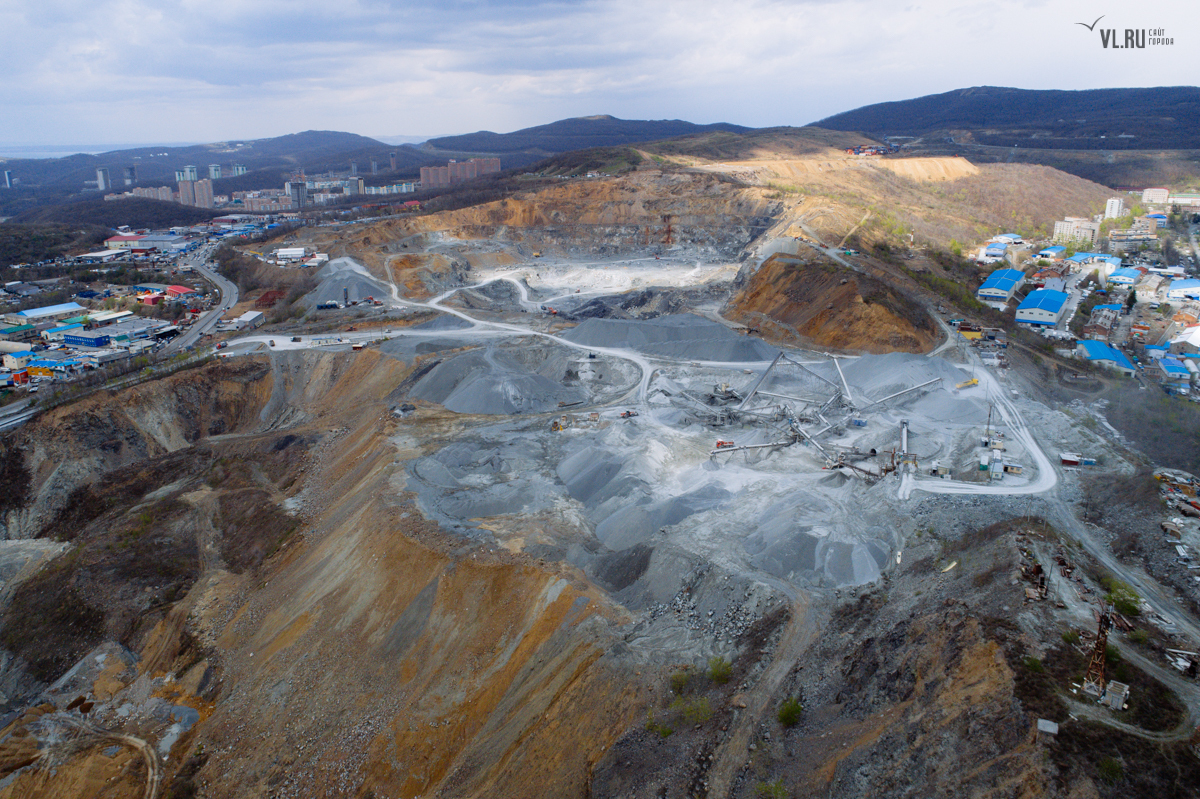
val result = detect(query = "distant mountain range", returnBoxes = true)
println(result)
[423,115,752,160]
[5,92,1199,223]
[811,86,1200,150]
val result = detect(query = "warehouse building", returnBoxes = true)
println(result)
[64,331,111,348]
[1159,358,1191,390]
[1106,267,1142,287]
[976,242,1008,265]
[235,310,265,330]
[975,268,1026,306]
[1075,341,1136,376]
[41,323,84,341]
[1015,289,1068,327]
[4,302,87,327]
[1167,279,1200,301]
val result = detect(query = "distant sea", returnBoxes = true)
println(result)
[0,143,198,160]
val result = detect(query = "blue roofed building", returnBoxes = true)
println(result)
[41,323,84,341]
[1037,246,1066,260]
[1016,289,1069,327]
[1075,341,1136,376]
[994,233,1024,245]
[1107,267,1142,286]
[1159,357,1191,387]
[1065,253,1122,276]
[978,241,1009,265]
[976,268,1026,306]
[1167,279,1200,301]
[3,302,87,327]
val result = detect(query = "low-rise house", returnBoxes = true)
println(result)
[1082,307,1120,340]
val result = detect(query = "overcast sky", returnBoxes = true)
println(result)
[0,0,1192,146]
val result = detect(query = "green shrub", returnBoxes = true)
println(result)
[644,709,673,738]
[1098,756,1123,784]
[670,669,691,695]
[1105,644,1121,665]
[1129,629,1149,645]
[1062,630,1081,645]
[1023,656,1045,673]
[707,655,732,685]
[670,696,713,724]
[755,779,788,799]
[777,697,803,727]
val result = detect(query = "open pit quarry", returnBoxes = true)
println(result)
[0,147,1198,799]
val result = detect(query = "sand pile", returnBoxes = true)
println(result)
[561,315,778,362]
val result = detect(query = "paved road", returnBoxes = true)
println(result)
[164,242,239,354]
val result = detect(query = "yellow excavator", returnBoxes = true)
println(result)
[956,378,979,389]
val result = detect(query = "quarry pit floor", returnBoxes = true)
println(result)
[212,249,1189,665]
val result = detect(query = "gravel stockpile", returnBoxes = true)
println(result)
[412,314,474,331]
[305,258,393,308]
[560,314,779,362]
[839,352,970,402]
[407,347,587,414]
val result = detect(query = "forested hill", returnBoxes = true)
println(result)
[424,115,752,156]
[810,86,1200,149]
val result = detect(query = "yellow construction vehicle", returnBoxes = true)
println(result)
[956,378,979,389]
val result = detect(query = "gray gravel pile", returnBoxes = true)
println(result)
[839,352,970,402]
[304,258,393,308]
[407,346,586,414]
[560,314,778,362]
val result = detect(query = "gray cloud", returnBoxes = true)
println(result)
[0,0,1192,144]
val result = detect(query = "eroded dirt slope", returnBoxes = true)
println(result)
[727,254,939,353]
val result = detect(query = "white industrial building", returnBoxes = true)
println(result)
[1104,198,1125,219]
[274,247,307,262]
[235,310,265,330]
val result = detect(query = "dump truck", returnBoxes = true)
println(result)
[620,410,639,418]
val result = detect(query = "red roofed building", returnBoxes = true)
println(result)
[166,285,196,297]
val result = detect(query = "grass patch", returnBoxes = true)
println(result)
[1097,756,1123,785]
